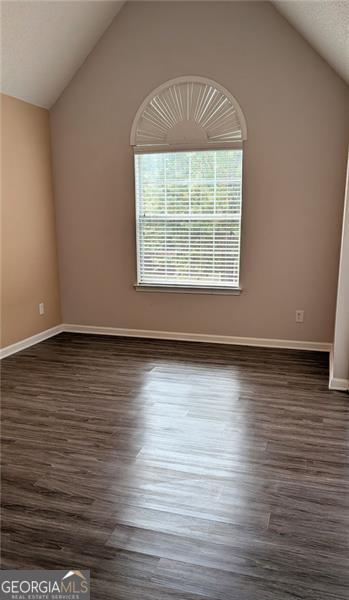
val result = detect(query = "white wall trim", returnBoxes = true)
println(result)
[0,323,333,361]
[0,325,64,359]
[329,347,349,391]
[63,324,331,352]
[329,377,349,391]
[331,150,349,388]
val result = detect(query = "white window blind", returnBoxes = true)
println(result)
[135,149,243,289]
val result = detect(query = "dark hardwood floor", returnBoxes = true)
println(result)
[1,333,349,599]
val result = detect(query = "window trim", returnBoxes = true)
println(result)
[133,283,242,295]
[131,76,247,294]
[133,141,243,155]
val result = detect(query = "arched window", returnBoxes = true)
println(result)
[131,76,247,292]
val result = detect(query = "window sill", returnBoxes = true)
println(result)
[134,284,242,295]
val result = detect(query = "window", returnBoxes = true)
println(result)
[131,76,247,292]
[135,149,243,289]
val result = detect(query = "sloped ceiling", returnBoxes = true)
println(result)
[0,1,347,110]
[273,1,349,84]
[0,0,125,108]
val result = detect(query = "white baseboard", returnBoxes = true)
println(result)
[329,377,349,391]
[329,348,349,391]
[63,323,331,352]
[0,322,332,361]
[0,325,64,359]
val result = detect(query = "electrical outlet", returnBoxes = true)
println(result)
[296,310,304,323]
[39,302,45,316]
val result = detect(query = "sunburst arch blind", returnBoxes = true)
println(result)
[131,77,247,290]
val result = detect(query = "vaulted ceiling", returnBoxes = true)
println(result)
[0,0,125,108]
[273,0,348,84]
[0,0,347,110]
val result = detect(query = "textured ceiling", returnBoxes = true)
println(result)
[0,1,347,110]
[273,0,349,84]
[0,0,125,108]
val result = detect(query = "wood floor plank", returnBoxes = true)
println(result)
[1,332,349,599]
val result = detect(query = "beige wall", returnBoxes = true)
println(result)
[51,1,349,343]
[1,94,61,347]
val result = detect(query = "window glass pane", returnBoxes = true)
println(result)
[135,149,243,287]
